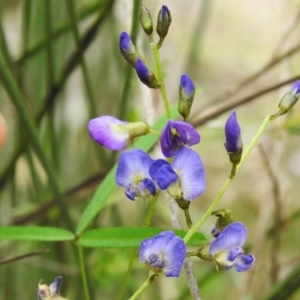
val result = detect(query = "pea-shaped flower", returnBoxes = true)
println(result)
[149,147,205,201]
[88,116,150,151]
[178,74,195,120]
[116,149,156,200]
[209,222,255,272]
[139,231,186,277]
[160,120,200,158]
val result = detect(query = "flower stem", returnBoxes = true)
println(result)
[184,114,272,244]
[77,245,91,300]
[129,273,158,300]
[116,194,159,300]
[150,42,172,119]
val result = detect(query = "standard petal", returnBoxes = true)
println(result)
[116,149,153,187]
[163,236,186,277]
[171,147,205,200]
[234,254,255,272]
[139,231,175,263]
[88,116,129,150]
[209,222,247,256]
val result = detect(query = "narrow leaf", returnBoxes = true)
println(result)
[76,104,179,235]
[78,227,207,248]
[0,226,75,241]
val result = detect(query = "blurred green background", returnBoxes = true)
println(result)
[1,0,300,299]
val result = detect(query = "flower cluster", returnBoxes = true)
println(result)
[87,3,258,287]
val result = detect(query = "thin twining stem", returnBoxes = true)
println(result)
[184,114,272,244]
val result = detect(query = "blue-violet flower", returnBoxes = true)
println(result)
[88,116,149,151]
[149,147,205,201]
[209,222,255,272]
[116,149,156,200]
[139,230,186,277]
[156,5,172,40]
[160,120,200,158]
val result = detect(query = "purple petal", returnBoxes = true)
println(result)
[119,32,132,53]
[139,231,175,263]
[116,149,153,187]
[136,59,150,83]
[163,236,186,277]
[224,111,242,153]
[290,80,300,94]
[160,120,200,158]
[161,5,169,19]
[150,161,178,190]
[180,74,195,98]
[234,254,255,272]
[49,276,62,296]
[139,178,156,196]
[88,116,129,150]
[149,159,170,181]
[139,231,186,277]
[209,222,247,256]
[227,247,244,262]
[171,147,205,200]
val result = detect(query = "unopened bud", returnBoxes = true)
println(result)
[211,209,234,237]
[178,74,195,120]
[271,80,300,120]
[139,4,153,36]
[119,32,143,68]
[135,58,160,89]
[156,5,172,41]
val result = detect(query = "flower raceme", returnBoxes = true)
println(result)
[116,149,156,200]
[149,147,205,201]
[139,231,186,277]
[209,222,255,272]
[88,116,150,151]
[160,120,200,158]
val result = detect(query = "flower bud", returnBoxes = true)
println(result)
[156,5,172,40]
[224,111,243,165]
[211,209,235,237]
[139,4,153,36]
[270,80,300,120]
[119,32,143,68]
[178,74,195,120]
[135,58,160,89]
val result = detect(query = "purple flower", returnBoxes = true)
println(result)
[149,147,205,201]
[116,149,156,200]
[209,222,255,272]
[160,120,200,158]
[139,230,186,277]
[49,276,62,296]
[37,276,63,299]
[88,116,149,151]
[224,111,242,154]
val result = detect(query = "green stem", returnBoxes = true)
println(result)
[116,194,159,300]
[184,114,272,244]
[77,245,91,300]
[150,42,171,119]
[0,49,74,231]
[129,273,158,300]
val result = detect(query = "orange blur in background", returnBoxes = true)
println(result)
[0,113,7,150]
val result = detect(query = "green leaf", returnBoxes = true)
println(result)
[0,226,75,241]
[76,104,180,235]
[78,227,207,248]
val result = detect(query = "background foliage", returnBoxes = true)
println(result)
[1,0,300,299]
